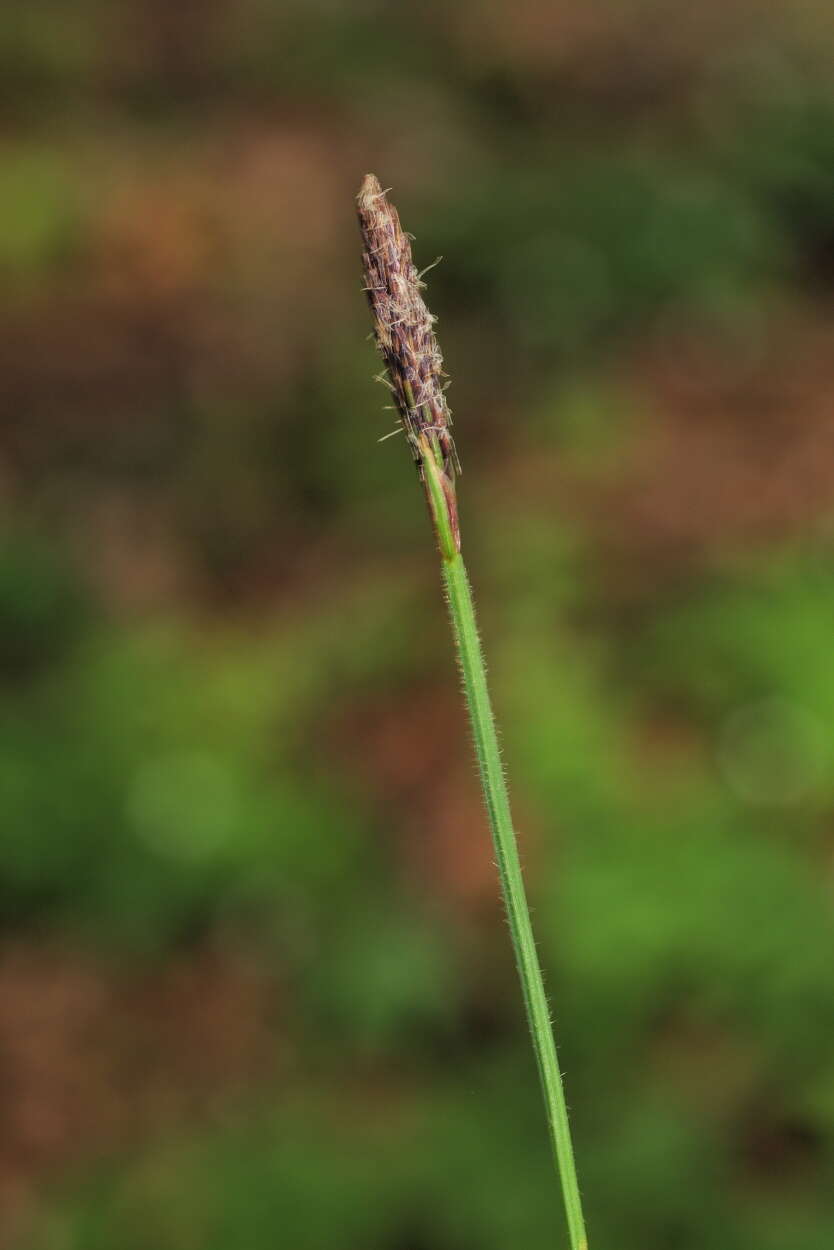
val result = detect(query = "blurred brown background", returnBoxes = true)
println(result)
[3,2,834,1247]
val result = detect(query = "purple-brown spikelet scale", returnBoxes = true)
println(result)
[357,174,460,551]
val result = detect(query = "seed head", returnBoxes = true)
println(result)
[357,174,460,552]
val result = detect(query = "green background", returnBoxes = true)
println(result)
[3,1,834,1246]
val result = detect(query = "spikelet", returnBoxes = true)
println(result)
[357,174,460,552]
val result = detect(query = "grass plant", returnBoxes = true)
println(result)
[357,174,588,1250]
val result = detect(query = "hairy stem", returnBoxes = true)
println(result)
[356,172,586,1249]
[442,550,588,1250]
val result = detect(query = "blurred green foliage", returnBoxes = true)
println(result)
[5,1,834,1247]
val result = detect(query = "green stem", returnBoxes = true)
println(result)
[442,550,588,1250]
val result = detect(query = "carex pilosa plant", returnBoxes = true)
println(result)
[356,174,587,1250]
